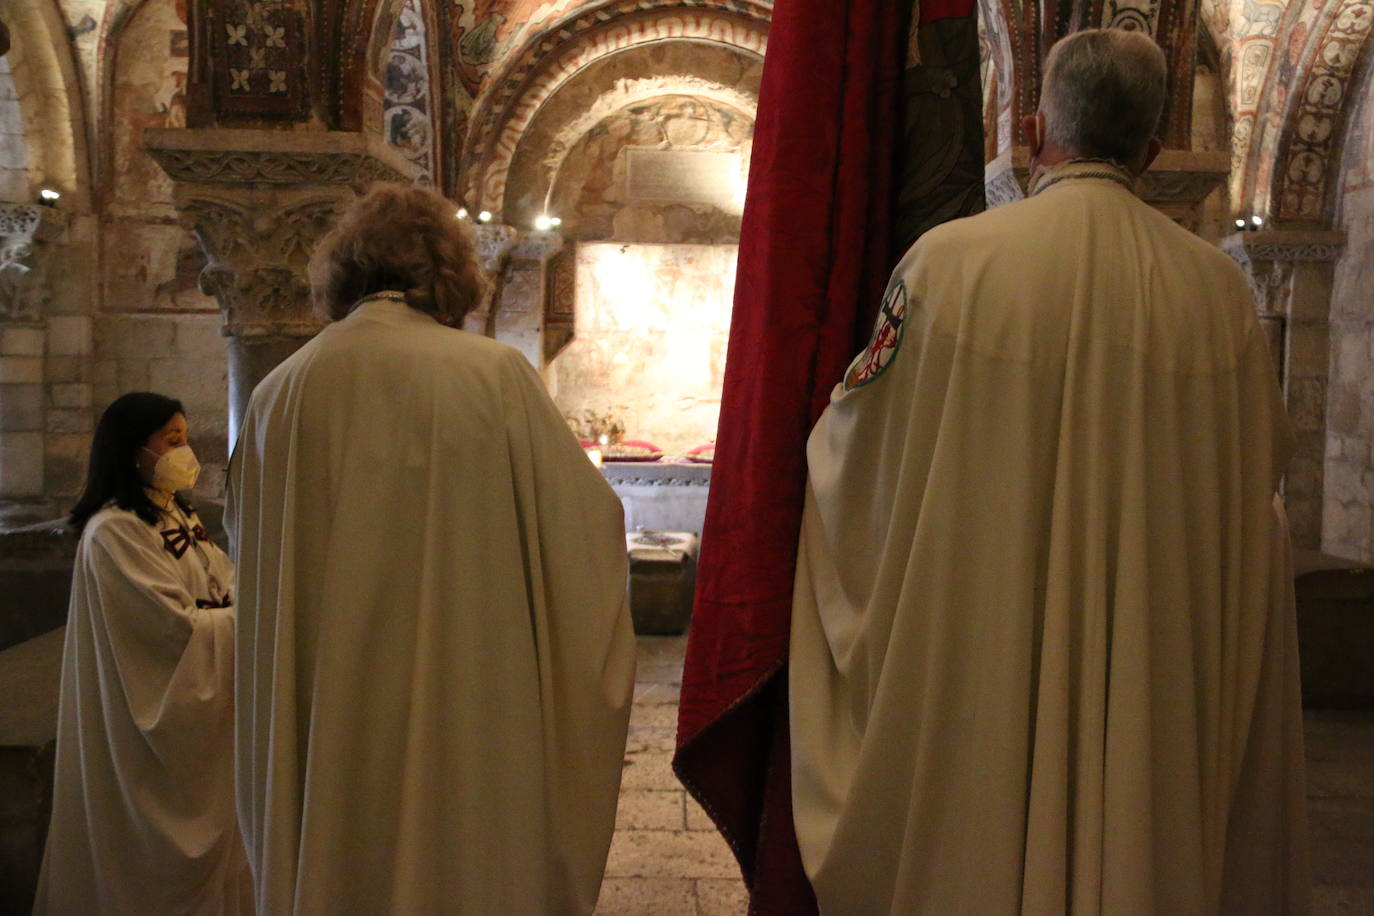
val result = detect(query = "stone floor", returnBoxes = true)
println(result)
[608,636,1374,915]
[598,636,748,915]
[3,631,1371,913]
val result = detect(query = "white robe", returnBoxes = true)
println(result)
[226,297,636,915]
[789,165,1309,914]
[35,500,250,915]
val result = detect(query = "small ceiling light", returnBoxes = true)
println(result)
[1234,218,1247,231]
[1250,215,1265,230]
[477,210,492,223]
[456,208,468,220]
[550,217,562,228]
[38,188,60,206]
[534,215,553,231]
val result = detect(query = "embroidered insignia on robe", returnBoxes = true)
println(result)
[160,527,193,559]
[191,524,210,543]
[845,280,908,390]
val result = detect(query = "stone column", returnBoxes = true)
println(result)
[1223,229,1345,548]
[468,225,571,371]
[142,129,419,441]
[0,203,64,513]
[984,148,1230,232]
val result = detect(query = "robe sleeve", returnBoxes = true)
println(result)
[500,350,637,913]
[81,513,236,766]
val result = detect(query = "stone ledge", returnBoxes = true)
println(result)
[142,129,420,187]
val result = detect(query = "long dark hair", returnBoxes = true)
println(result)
[70,392,192,533]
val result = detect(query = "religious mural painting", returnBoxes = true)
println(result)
[384,0,435,184]
[108,0,216,314]
[450,0,588,96]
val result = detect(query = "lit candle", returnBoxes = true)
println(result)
[587,447,603,467]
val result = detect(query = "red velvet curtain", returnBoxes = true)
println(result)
[673,0,984,910]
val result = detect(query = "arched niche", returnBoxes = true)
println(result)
[1,0,89,207]
[459,4,769,214]
[502,39,761,233]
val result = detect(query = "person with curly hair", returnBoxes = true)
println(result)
[226,183,635,914]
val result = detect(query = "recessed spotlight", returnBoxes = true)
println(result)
[478,210,492,223]
[38,188,60,206]
[1234,218,1247,231]
[1250,215,1265,229]
[550,217,562,228]
[456,208,468,220]
[534,215,553,231]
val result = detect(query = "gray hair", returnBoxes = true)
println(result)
[1040,29,1167,162]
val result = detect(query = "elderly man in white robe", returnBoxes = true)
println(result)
[226,184,636,915]
[788,29,1307,914]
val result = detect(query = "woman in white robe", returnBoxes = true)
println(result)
[227,184,636,914]
[34,392,251,915]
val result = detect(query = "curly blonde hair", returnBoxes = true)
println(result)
[309,183,488,325]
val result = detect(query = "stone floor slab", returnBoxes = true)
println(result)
[595,878,696,915]
[695,878,748,915]
[605,829,739,880]
[617,790,687,831]
[633,682,683,706]
[685,795,718,832]
[622,750,680,791]
[629,703,679,729]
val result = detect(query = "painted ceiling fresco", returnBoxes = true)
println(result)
[451,0,595,95]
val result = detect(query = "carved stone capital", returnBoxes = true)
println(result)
[143,129,419,187]
[983,148,1230,231]
[174,189,344,338]
[144,130,421,339]
[1220,229,1347,266]
[0,203,67,323]
[1221,229,1346,317]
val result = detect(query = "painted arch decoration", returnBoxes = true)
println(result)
[459,0,770,214]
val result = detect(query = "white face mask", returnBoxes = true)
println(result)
[142,445,201,494]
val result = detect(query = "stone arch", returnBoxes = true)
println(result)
[1267,0,1374,222]
[1,0,91,208]
[459,1,770,214]
[501,40,761,229]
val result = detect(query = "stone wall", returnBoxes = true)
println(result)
[547,243,735,454]
[0,57,26,200]
[1324,73,1374,562]
[92,0,229,497]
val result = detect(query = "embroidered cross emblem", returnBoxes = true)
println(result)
[844,279,908,390]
